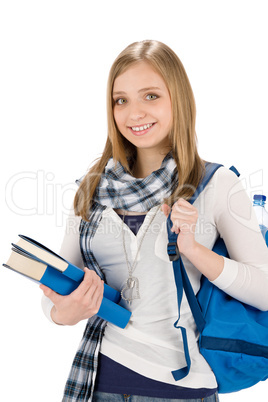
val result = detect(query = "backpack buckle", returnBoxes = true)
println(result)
[167,242,180,261]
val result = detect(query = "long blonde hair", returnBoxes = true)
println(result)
[74,40,204,220]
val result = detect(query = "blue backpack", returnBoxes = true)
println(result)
[167,163,268,393]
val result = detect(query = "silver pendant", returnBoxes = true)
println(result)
[121,276,140,304]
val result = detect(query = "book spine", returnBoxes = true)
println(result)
[40,265,79,295]
[97,297,131,329]
[11,243,121,304]
[103,283,121,303]
[64,263,84,282]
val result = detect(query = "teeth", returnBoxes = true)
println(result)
[131,123,153,132]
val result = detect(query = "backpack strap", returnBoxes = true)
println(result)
[167,162,224,264]
[167,162,235,381]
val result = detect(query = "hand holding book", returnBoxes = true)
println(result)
[3,235,132,328]
[40,268,105,326]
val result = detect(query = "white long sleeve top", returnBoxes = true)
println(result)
[42,167,268,389]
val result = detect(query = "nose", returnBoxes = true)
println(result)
[129,101,146,122]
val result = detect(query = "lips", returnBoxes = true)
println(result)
[129,122,155,135]
[131,123,153,131]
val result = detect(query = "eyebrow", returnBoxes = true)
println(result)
[113,86,162,96]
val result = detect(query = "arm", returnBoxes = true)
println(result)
[163,168,268,311]
[162,200,224,281]
[40,209,104,325]
[210,167,268,310]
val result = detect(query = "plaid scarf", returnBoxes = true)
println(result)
[95,153,178,212]
[62,153,178,401]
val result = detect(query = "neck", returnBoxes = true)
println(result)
[133,148,170,178]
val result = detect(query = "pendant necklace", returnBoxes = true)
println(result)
[121,205,160,304]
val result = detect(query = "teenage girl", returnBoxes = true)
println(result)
[41,40,268,402]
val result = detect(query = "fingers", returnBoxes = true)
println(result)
[69,268,104,314]
[173,198,195,212]
[40,268,104,325]
[161,203,171,218]
[170,198,198,234]
[84,279,104,316]
[82,269,104,310]
[40,268,104,311]
[74,268,103,297]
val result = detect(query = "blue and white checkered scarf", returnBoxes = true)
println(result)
[95,153,177,212]
[62,153,178,401]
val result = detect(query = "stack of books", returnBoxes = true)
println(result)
[3,235,131,328]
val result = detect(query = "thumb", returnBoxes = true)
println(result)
[40,284,62,304]
[161,203,171,218]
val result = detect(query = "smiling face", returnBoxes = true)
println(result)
[112,62,173,155]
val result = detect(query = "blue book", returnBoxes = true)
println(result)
[3,235,131,329]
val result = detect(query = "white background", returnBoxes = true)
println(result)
[1,1,268,401]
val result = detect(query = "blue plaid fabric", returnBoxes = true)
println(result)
[62,204,107,401]
[62,154,178,401]
[94,152,178,211]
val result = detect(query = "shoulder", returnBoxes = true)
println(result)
[208,165,252,218]
[209,165,241,191]
[203,165,248,212]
